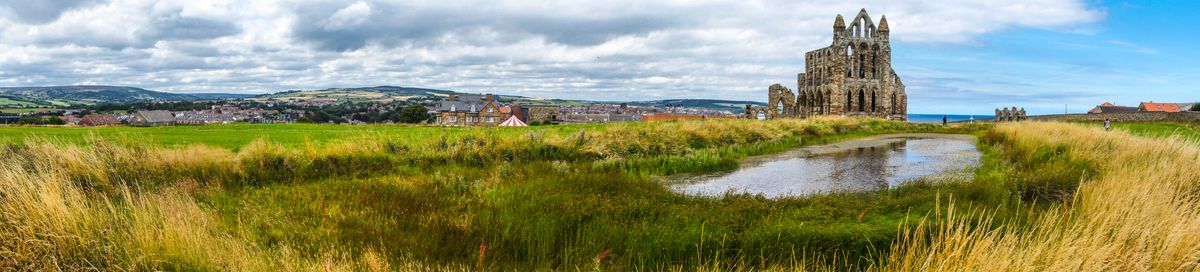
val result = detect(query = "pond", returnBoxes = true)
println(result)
[672,134,980,198]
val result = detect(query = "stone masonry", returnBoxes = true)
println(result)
[752,9,908,120]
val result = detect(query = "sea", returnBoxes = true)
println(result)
[907,114,994,124]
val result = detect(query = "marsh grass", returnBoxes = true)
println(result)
[10,117,1170,270]
[885,122,1200,271]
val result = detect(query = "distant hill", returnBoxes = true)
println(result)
[0,85,765,113]
[251,86,765,112]
[625,99,766,113]
[247,86,456,104]
[0,86,252,107]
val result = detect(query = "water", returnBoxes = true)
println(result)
[908,114,992,124]
[672,134,980,198]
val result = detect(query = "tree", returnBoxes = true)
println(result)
[15,116,43,125]
[46,116,66,125]
[398,104,431,124]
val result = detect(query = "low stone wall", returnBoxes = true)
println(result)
[1028,112,1200,122]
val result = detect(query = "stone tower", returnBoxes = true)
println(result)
[766,9,907,120]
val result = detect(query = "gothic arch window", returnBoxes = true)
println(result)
[870,91,877,112]
[859,52,868,78]
[891,93,897,114]
[799,92,807,112]
[819,92,826,114]
[858,89,866,112]
[820,90,830,113]
[846,89,853,112]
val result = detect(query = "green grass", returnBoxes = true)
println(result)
[0,98,42,107]
[0,123,615,150]
[1075,121,1200,142]
[6,118,1108,270]
[0,107,54,113]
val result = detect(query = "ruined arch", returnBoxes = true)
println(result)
[871,44,880,79]
[767,84,795,119]
[817,91,826,114]
[857,89,866,112]
[870,91,877,112]
[845,89,853,112]
[891,93,897,114]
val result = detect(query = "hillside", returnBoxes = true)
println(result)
[252,86,766,112]
[0,85,767,113]
[0,86,252,107]
[625,99,766,113]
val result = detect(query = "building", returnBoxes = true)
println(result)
[561,113,641,124]
[175,112,241,125]
[642,115,738,122]
[1138,102,1182,113]
[434,94,506,126]
[751,9,907,120]
[78,114,120,126]
[130,110,176,126]
[1088,102,1138,114]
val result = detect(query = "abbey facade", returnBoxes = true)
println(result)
[749,9,907,120]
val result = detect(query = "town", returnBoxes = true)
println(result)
[0,90,742,126]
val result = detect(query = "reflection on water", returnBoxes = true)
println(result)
[673,136,980,198]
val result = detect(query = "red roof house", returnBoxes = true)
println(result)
[1138,102,1181,113]
[79,114,119,126]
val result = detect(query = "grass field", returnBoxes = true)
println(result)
[1108,122,1200,141]
[0,123,617,150]
[1,118,1196,270]
[0,107,54,114]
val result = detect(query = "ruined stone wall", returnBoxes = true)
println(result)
[767,84,796,119]
[1029,112,1200,122]
[764,9,906,120]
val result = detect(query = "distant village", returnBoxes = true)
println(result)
[0,93,738,127]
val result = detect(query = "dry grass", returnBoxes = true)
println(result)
[0,117,987,270]
[885,122,1200,271]
[0,139,400,271]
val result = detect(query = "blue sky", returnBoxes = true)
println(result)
[0,0,1193,115]
[898,1,1199,115]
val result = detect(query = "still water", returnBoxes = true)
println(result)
[672,134,980,198]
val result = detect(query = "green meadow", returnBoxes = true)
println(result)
[1,118,1197,271]
[0,123,614,149]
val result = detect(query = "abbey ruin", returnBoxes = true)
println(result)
[748,9,908,120]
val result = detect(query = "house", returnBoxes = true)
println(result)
[434,94,506,126]
[175,112,240,125]
[78,114,120,126]
[1138,102,1182,113]
[130,110,176,126]
[61,115,81,125]
[1088,102,1138,114]
[642,115,738,122]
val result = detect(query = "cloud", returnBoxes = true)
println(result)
[0,0,99,24]
[0,0,1111,105]
[320,1,371,31]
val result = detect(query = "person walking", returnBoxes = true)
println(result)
[942,115,948,126]
[1104,118,1111,131]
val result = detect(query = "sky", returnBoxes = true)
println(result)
[0,0,1194,115]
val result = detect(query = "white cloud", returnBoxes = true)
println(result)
[0,0,1105,101]
[320,1,370,31]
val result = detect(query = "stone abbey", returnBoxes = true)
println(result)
[749,9,907,120]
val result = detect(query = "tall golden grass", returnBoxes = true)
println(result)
[0,140,405,271]
[0,118,882,270]
[885,122,1200,271]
